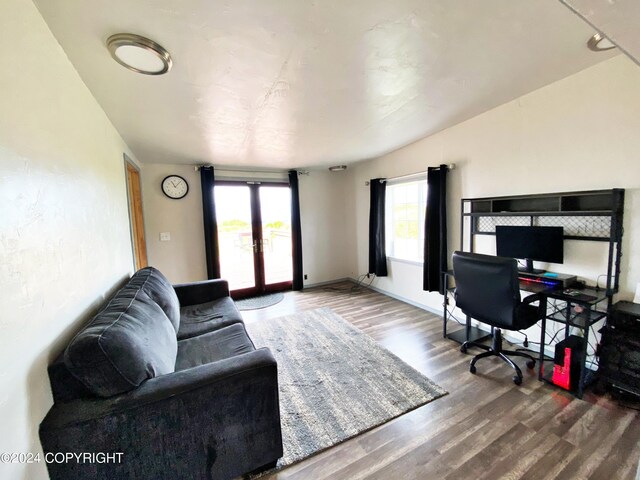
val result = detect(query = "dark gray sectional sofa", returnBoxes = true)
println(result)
[39,267,283,480]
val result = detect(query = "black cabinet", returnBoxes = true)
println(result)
[599,301,640,396]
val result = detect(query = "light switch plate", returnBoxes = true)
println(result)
[159,232,171,241]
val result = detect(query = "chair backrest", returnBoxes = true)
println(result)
[452,251,521,329]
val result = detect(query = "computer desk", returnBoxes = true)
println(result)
[443,269,609,398]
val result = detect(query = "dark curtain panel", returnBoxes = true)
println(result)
[423,165,448,294]
[200,166,221,279]
[368,178,388,277]
[288,170,304,290]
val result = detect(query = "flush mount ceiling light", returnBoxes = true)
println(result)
[328,165,347,172]
[107,33,172,75]
[587,33,616,52]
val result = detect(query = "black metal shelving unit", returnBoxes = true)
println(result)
[450,189,626,397]
[460,189,625,297]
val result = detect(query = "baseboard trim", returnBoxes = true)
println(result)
[303,277,351,289]
[349,278,443,317]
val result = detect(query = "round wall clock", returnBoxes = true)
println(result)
[161,175,189,199]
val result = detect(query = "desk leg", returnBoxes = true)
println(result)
[538,309,547,382]
[577,307,592,399]
[466,315,471,341]
[443,291,448,339]
[564,303,572,338]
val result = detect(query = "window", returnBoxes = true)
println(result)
[385,178,427,263]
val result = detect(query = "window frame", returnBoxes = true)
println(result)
[384,174,428,265]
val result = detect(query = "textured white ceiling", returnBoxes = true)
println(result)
[34,0,615,168]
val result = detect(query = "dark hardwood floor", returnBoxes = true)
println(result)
[242,282,640,480]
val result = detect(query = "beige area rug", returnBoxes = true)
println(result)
[246,307,447,472]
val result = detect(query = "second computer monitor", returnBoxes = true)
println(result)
[495,225,564,273]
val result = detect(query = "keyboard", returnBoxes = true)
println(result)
[561,289,598,303]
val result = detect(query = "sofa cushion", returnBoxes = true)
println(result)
[65,289,178,397]
[125,266,181,333]
[176,324,255,371]
[177,297,243,340]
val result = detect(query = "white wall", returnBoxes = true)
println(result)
[298,170,353,285]
[349,55,640,312]
[0,1,137,478]
[141,166,352,286]
[142,163,208,283]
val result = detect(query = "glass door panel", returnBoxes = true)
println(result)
[214,185,256,291]
[259,186,293,286]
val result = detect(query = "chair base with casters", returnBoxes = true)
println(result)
[461,328,536,385]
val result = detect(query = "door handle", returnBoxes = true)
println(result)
[252,240,265,253]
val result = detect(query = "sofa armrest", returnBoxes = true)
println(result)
[41,348,276,426]
[173,278,230,306]
[40,348,282,480]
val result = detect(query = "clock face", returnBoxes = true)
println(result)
[161,175,189,199]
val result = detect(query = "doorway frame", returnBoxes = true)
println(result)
[124,154,148,271]
[215,179,293,299]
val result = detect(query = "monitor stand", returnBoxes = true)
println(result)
[518,258,545,275]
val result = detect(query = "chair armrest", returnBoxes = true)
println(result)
[40,348,282,479]
[522,292,547,318]
[522,292,543,305]
[173,278,230,306]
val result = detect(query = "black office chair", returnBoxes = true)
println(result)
[452,251,544,385]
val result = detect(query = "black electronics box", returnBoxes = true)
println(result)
[518,272,577,289]
[598,301,640,397]
[608,301,640,330]
[552,335,584,392]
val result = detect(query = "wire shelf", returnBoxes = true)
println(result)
[475,215,611,238]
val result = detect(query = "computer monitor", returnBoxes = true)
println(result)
[495,226,564,274]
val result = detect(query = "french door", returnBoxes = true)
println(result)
[215,181,293,298]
